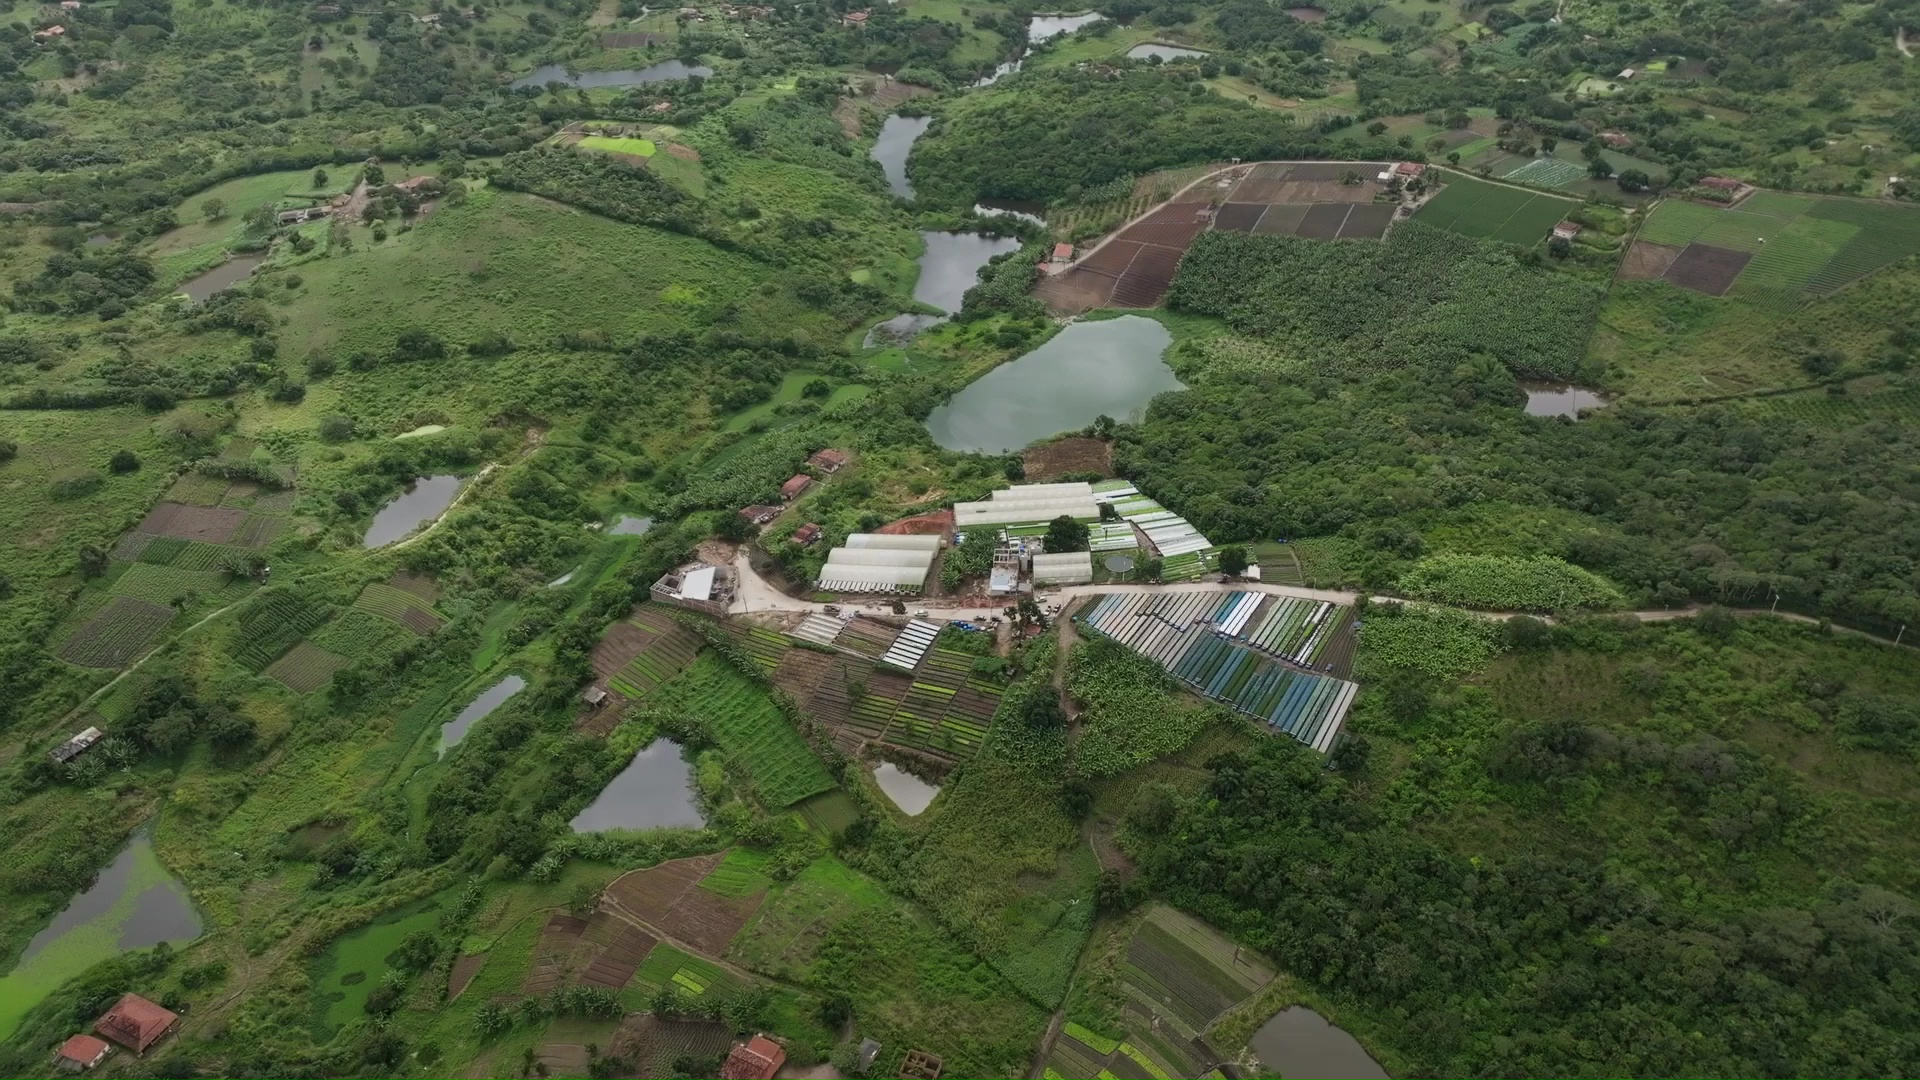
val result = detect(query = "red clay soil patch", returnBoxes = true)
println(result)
[601,853,725,925]
[580,912,659,990]
[1338,202,1396,238]
[137,502,246,543]
[656,885,766,955]
[1619,239,1685,281]
[1664,242,1753,296]
[1296,202,1354,239]
[522,913,590,995]
[1213,203,1268,232]
[1079,239,1146,277]
[1110,245,1185,307]
[447,953,487,1001]
[1024,437,1113,481]
[772,647,836,702]
[875,509,953,535]
[1037,269,1119,315]
[536,1043,592,1077]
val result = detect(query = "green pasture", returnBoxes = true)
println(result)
[1412,174,1574,245]
[578,135,657,157]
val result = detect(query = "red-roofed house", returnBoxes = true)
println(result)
[1050,243,1074,265]
[95,994,179,1056]
[792,523,821,545]
[1600,131,1634,148]
[1551,221,1581,241]
[807,448,848,473]
[840,8,868,26]
[780,474,813,501]
[53,1035,110,1073]
[1394,161,1426,179]
[721,1034,786,1080]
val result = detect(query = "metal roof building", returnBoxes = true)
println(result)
[953,482,1101,530]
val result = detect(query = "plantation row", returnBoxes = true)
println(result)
[231,592,333,672]
[57,597,176,669]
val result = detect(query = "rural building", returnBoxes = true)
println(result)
[721,1034,786,1080]
[1394,161,1426,179]
[780,474,813,501]
[1032,551,1094,585]
[392,175,439,193]
[807,448,848,473]
[59,0,80,8]
[650,561,734,617]
[276,207,331,225]
[53,1035,110,1073]
[49,726,103,764]
[900,1049,944,1079]
[33,24,66,39]
[1051,243,1074,264]
[311,3,342,15]
[1552,221,1581,241]
[1617,67,1637,79]
[581,686,609,709]
[880,618,942,669]
[1600,131,1634,148]
[840,8,869,27]
[95,994,179,1056]
[739,504,780,526]
[816,534,941,594]
[792,523,821,545]
[857,1039,883,1073]
[952,482,1101,531]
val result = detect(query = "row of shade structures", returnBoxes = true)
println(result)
[816,534,941,593]
[881,619,942,669]
[1092,480,1213,558]
[1074,590,1358,753]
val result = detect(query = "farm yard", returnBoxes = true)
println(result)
[1038,162,1402,314]
[1622,194,1920,308]
[1411,173,1577,245]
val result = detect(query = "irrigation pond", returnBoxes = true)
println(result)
[0,825,200,1042]
[1127,43,1210,60]
[570,740,705,832]
[1520,382,1612,418]
[1250,1007,1388,1079]
[179,253,267,303]
[509,60,712,89]
[439,675,527,754]
[363,474,464,548]
[873,762,941,815]
[926,315,1182,452]
[871,114,932,199]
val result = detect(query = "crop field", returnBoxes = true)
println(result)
[57,597,175,668]
[229,592,332,671]
[608,1015,734,1078]
[698,848,774,898]
[107,564,240,607]
[309,609,417,662]
[793,789,860,835]
[231,513,287,550]
[1628,195,1920,307]
[1501,157,1587,188]
[264,641,351,692]
[164,472,231,506]
[716,619,793,675]
[589,606,702,703]
[633,944,739,999]
[578,134,657,158]
[1412,174,1574,245]
[653,655,833,808]
[351,582,447,635]
[134,501,247,543]
[1745,384,1920,428]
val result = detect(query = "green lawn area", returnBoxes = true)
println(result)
[578,134,657,157]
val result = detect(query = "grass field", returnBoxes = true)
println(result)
[651,654,833,808]
[578,135,657,157]
[1632,194,1920,309]
[1413,174,1575,245]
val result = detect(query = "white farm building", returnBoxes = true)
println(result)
[816,533,941,593]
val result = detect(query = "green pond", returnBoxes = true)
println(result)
[925,315,1183,453]
[311,898,445,1032]
[0,826,201,1042]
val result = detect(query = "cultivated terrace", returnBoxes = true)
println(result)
[1,0,1919,1077]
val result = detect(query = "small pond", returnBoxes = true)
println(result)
[1285,5,1328,21]
[1127,42,1210,60]
[926,315,1182,453]
[863,312,946,348]
[571,739,705,832]
[1251,1007,1388,1079]
[179,253,267,304]
[439,675,527,754]
[0,825,200,1041]
[916,230,1024,314]
[86,232,114,247]
[1521,382,1611,418]
[363,474,464,548]
[974,199,1047,226]
[610,514,653,535]
[509,59,712,89]
[873,762,941,815]
[1028,11,1105,41]
[871,114,932,199]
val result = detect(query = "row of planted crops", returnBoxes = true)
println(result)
[1074,591,1360,753]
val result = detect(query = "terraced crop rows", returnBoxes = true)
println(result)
[352,582,446,635]
[263,640,350,692]
[231,593,331,672]
[57,597,176,669]
[664,655,833,808]
[718,620,792,674]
